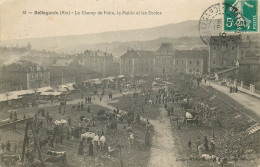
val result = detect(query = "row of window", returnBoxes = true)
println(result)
[29,73,48,80]
[213,45,236,51]
[121,67,200,73]
[121,59,201,65]
[86,61,104,66]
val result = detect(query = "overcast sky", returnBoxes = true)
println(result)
[0,0,221,40]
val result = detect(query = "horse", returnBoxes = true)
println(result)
[81,132,95,141]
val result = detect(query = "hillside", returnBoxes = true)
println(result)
[1,20,200,54]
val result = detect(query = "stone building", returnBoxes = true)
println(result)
[175,50,208,75]
[120,43,208,76]
[0,60,50,91]
[154,43,175,74]
[208,35,250,72]
[76,50,113,77]
[120,50,155,76]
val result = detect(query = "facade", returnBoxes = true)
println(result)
[208,35,250,72]
[76,50,113,77]
[120,43,208,76]
[120,50,155,76]
[0,60,50,92]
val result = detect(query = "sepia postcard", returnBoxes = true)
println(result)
[0,0,259,167]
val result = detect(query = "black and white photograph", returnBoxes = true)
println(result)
[0,0,259,166]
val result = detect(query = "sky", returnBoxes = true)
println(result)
[0,0,221,40]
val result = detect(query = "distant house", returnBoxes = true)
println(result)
[0,60,50,92]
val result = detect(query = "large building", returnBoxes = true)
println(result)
[208,35,251,72]
[120,43,208,76]
[76,50,113,77]
[0,60,50,92]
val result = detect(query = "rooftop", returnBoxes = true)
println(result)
[1,60,48,72]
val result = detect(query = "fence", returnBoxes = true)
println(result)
[243,85,250,91]
[218,78,260,97]
[255,89,260,96]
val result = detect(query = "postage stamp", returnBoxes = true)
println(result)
[224,0,258,32]
[199,1,257,45]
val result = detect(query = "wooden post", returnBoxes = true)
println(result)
[21,122,29,163]
[119,145,124,167]
[30,125,44,163]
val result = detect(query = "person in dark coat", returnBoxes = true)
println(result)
[89,142,94,156]
[6,141,10,152]
[188,140,192,151]
[1,143,5,151]
[204,136,209,151]
[145,132,150,146]
[78,141,84,155]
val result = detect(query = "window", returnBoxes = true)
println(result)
[176,68,179,72]
[214,46,217,50]
[196,69,200,72]
[213,60,216,65]
[197,60,200,66]
[232,46,235,50]
[241,50,244,54]
[128,68,131,72]
[189,60,192,65]
[176,60,179,65]
[189,69,192,73]
[213,53,216,58]
[129,60,131,65]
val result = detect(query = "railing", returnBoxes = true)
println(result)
[255,89,260,95]
[216,78,260,98]
[243,85,250,91]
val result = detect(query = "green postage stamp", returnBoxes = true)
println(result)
[224,0,258,32]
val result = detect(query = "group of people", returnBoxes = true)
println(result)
[230,85,238,93]
[195,136,216,155]
[1,141,14,152]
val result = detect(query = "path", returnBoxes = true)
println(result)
[92,93,183,167]
[148,108,183,167]
[203,81,260,119]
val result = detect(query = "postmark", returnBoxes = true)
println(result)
[224,0,258,32]
[199,3,244,45]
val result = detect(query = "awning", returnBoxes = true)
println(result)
[37,86,53,93]
[40,91,63,96]
[0,90,35,102]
